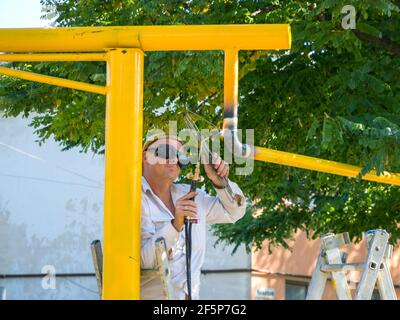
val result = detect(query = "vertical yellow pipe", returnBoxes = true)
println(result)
[103,48,144,299]
[223,49,252,157]
[223,48,238,129]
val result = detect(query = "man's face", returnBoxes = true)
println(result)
[143,138,183,181]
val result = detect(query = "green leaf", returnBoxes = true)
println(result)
[306,118,320,141]
[322,117,342,150]
[90,73,106,83]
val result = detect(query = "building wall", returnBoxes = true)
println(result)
[0,114,104,299]
[252,230,400,300]
[200,229,251,299]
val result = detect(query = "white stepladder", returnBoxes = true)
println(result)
[140,237,175,300]
[306,229,397,300]
[90,237,174,299]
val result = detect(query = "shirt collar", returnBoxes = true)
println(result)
[142,176,183,198]
[142,176,152,193]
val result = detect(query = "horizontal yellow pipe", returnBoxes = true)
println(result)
[0,53,107,61]
[0,66,107,95]
[254,146,400,186]
[0,24,291,53]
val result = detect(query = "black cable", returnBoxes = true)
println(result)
[184,219,192,300]
[184,179,198,300]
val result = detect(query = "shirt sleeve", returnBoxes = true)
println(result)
[203,179,247,225]
[140,197,181,269]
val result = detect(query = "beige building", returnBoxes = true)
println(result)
[252,230,400,300]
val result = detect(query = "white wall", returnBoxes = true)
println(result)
[0,113,250,299]
[0,114,103,299]
[200,229,251,299]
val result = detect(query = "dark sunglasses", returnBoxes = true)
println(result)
[147,144,189,168]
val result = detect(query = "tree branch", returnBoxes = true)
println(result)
[352,29,400,57]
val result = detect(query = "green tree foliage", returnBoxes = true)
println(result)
[1,0,400,251]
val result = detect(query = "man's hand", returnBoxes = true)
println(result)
[172,191,198,231]
[204,152,229,188]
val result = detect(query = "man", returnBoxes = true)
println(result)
[140,132,246,300]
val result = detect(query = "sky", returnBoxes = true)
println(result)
[0,0,51,28]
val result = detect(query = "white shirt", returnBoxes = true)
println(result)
[140,176,246,300]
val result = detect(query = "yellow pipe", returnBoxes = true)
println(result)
[0,66,107,95]
[0,53,107,61]
[223,48,238,124]
[103,48,144,300]
[254,146,400,186]
[223,48,251,158]
[0,24,291,52]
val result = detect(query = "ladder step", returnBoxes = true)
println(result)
[141,269,163,277]
[321,263,364,273]
[321,232,350,250]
